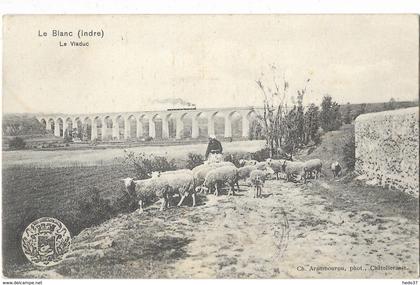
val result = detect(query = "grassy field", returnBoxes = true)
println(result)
[2,140,265,168]
[2,164,130,267]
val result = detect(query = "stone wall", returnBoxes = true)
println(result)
[355,107,419,197]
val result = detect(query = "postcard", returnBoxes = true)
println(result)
[2,14,419,279]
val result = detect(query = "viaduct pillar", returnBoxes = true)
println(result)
[149,118,156,138]
[224,116,232,138]
[91,120,98,140]
[208,116,215,137]
[102,118,108,140]
[137,120,143,138]
[124,118,131,139]
[112,118,120,139]
[54,119,61,137]
[162,116,169,139]
[63,122,68,138]
[176,116,184,139]
[191,116,199,139]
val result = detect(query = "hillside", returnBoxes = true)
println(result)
[339,100,418,119]
[296,123,354,178]
[2,114,47,137]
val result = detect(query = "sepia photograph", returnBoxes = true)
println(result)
[1,14,419,279]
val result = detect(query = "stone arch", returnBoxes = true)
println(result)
[152,114,163,139]
[245,109,258,119]
[139,114,149,138]
[126,115,137,139]
[210,111,225,139]
[114,115,125,140]
[64,117,73,138]
[195,112,209,138]
[104,116,113,128]
[92,116,102,140]
[246,110,262,140]
[227,110,243,138]
[83,117,92,141]
[39,118,47,129]
[102,116,113,140]
[73,117,83,140]
[177,113,192,139]
[165,113,177,139]
[47,118,55,133]
[56,117,64,137]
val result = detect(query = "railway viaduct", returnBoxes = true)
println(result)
[36,107,261,141]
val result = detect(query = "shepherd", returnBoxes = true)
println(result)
[205,135,223,160]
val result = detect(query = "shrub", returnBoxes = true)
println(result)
[63,132,73,143]
[186,153,204,169]
[90,138,100,146]
[249,119,263,140]
[111,190,137,213]
[384,97,396,110]
[224,151,252,167]
[72,186,135,232]
[353,103,367,120]
[282,104,305,158]
[122,150,177,179]
[343,102,352,124]
[250,147,271,161]
[8,137,26,150]
[343,134,356,170]
[152,156,177,171]
[74,187,116,229]
[303,103,320,145]
[320,95,342,132]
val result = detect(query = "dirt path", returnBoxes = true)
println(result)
[171,190,289,278]
[13,179,418,279]
[170,180,418,278]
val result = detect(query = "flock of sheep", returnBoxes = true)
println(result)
[121,156,343,212]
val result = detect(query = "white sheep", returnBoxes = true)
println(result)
[331,161,342,178]
[266,158,287,180]
[254,161,267,170]
[238,163,272,185]
[157,170,197,207]
[237,165,257,182]
[249,169,267,198]
[282,161,306,183]
[121,177,173,212]
[192,161,235,189]
[198,165,238,196]
[303,159,323,179]
[238,159,258,167]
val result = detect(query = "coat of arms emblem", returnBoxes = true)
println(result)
[21,217,71,266]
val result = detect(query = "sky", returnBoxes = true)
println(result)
[3,15,419,114]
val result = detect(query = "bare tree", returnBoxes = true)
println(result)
[255,65,288,157]
[255,64,310,158]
